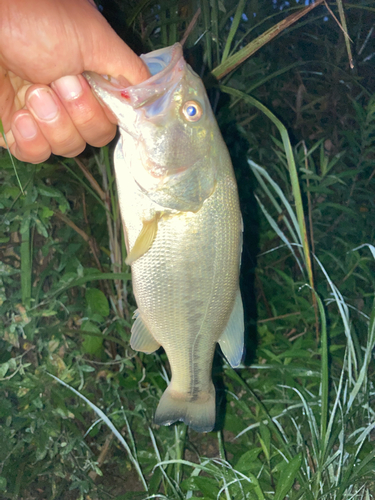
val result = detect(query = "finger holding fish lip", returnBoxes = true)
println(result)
[51,74,117,147]
[24,83,86,158]
[9,76,118,162]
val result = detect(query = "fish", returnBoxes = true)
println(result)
[84,43,244,433]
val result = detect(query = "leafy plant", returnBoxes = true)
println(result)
[1,0,374,499]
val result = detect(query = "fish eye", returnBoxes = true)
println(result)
[182,100,203,122]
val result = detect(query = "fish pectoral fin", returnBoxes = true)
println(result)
[130,309,161,354]
[218,288,244,367]
[125,213,162,265]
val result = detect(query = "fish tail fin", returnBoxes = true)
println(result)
[154,385,216,433]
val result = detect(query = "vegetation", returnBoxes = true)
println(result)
[0,0,374,498]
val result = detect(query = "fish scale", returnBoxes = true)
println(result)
[85,43,244,432]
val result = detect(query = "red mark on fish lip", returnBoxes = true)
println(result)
[121,90,130,99]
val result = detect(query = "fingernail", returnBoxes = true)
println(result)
[28,89,59,121]
[52,75,83,101]
[14,114,38,140]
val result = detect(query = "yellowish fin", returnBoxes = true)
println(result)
[218,288,244,367]
[154,385,216,433]
[130,309,160,353]
[125,213,162,265]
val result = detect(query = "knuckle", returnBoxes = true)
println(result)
[75,106,97,127]
[51,137,86,157]
[89,129,116,148]
[63,144,86,158]
[14,145,51,163]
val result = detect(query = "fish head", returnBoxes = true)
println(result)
[85,43,219,212]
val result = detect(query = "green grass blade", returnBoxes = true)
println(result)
[222,86,315,294]
[20,224,31,309]
[280,385,319,458]
[202,0,212,70]
[225,368,299,468]
[246,62,304,94]
[217,431,231,500]
[325,359,345,456]
[211,0,220,68]
[148,427,181,498]
[254,193,304,274]
[47,372,148,491]
[317,294,329,445]
[347,300,375,410]
[126,0,154,28]
[249,159,305,261]
[351,243,375,260]
[310,291,329,494]
[213,0,324,79]
[274,453,302,500]
[313,255,357,380]
[62,161,108,213]
[20,185,34,309]
[160,7,168,47]
[35,272,131,308]
[174,424,187,485]
[336,0,354,69]
[221,0,246,63]
[0,118,24,194]
[169,3,178,45]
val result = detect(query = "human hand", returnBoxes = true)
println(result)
[0,0,150,163]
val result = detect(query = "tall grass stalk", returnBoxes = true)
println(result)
[20,185,33,309]
[247,154,375,498]
[221,87,315,298]
[0,117,24,193]
[212,0,324,79]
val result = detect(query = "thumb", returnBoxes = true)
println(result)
[80,3,150,85]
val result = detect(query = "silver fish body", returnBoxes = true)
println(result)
[85,43,244,432]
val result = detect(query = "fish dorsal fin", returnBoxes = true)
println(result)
[130,309,161,353]
[218,289,244,367]
[125,213,162,265]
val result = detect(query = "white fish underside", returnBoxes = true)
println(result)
[85,43,244,432]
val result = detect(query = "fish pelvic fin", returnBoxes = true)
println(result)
[125,212,162,265]
[130,309,160,354]
[154,384,215,433]
[218,288,244,367]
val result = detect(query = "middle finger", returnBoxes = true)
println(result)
[51,75,117,148]
[25,84,86,157]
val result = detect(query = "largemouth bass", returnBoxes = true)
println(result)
[85,43,244,432]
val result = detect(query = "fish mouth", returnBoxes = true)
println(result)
[84,43,185,110]
[124,43,186,116]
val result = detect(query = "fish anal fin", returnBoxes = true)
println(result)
[125,213,161,265]
[154,385,215,433]
[218,288,244,367]
[130,309,160,354]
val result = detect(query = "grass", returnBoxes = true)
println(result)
[0,0,375,498]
